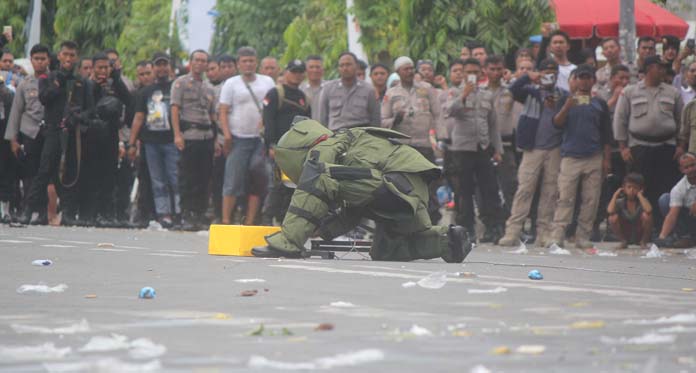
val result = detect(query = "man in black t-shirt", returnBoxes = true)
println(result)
[260,60,311,225]
[127,52,180,229]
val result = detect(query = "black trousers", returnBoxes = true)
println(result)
[211,153,225,220]
[18,131,47,212]
[629,144,680,220]
[81,126,119,220]
[0,137,19,202]
[179,139,214,215]
[448,148,505,229]
[136,150,155,221]
[594,152,625,228]
[26,127,81,216]
[114,157,135,221]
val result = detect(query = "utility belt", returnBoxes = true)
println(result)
[180,120,212,132]
[629,130,675,144]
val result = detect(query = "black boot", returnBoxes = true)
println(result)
[180,212,198,232]
[481,225,503,244]
[61,213,81,227]
[16,209,32,225]
[444,225,472,263]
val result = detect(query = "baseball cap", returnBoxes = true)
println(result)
[151,52,170,64]
[286,59,306,72]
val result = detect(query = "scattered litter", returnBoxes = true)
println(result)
[247,324,294,337]
[624,313,696,325]
[0,343,71,361]
[509,240,528,254]
[147,221,165,231]
[213,313,230,320]
[569,302,589,308]
[97,242,115,248]
[84,294,97,299]
[597,251,618,257]
[401,281,417,288]
[455,271,477,278]
[528,270,543,280]
[682,288,695,292]
[685,250,696,259]
[240,290,258,297]
[196,230,209,236]
[315,323,334,331]
[491,346,511,355]
[248,349,384,370]
[585,247,598,255]
[451,330,471,337]
[600,332,676,345]
[570,320,605,329]
[32,259,53,266]
[641,243,663,258]
[16,283,68,294]
[139,287,156,299]
[549,243,570,255]
[248,324,265,336]
[11,319,90,335]
[470,365,492,373]
[468,287,508,294]
[656,325,696,334]
[79,334,166,359]
[416,271,448,289]
[678,356,696,366]
[44,358,161,373]
[516,344,546,354]
[329,301,356,308]
[408,324,433,336]
[235,279,266,283]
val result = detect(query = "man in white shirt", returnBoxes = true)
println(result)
[218,46,275,225]
[547,30,576,92]
[655,153,696,248]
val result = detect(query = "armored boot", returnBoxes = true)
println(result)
[444,225,473,263]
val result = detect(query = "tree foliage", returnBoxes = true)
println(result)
[116,0,185,77]
[0,0,30,57]
[53,0,131,58]
[211,0,305,58]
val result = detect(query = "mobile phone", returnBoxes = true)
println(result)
[2,26,11,36]
[688,39,695,50]
[540,73,555,85]
[575,95,590,105]
[467,75,477,85]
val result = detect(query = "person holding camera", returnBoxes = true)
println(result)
[440,57,505,243]
[18,41,93,226]
[80,52,132,227]
[498,59,565,247]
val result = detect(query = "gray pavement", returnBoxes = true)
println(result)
[1,225,696,372]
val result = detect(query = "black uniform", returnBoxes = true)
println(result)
[23,69,93,224]
[0,84,17,217]
[260,84,311,225]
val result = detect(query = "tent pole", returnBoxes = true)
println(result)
[619,0,637,68]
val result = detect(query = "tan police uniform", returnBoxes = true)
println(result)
[316,79,381,130]
[381,81,440,150]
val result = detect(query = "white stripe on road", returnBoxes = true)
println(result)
[146,253,193,258]
[157,249,198,254]
[90,248,128,252]
[41,244,77,248]
[0,240,32,244]
[59,240,96,245]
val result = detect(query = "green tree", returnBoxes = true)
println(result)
[116,0,185,77]
[53,0,131,58]
[353,0,404,65]
[0,0,58,58]
[281,0,347,79]
[211,0,306,58]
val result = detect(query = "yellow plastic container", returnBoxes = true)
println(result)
[208,224,281,256]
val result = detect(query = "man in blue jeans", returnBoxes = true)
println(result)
[655,152,696,248]
[128,52,180,228]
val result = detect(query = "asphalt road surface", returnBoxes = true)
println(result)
[1,225,696,372]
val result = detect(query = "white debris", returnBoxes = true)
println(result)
[44,358,162,372]
[641,243,663,258]
[97,242,115,248]
[401,281,417,288]
[685,249,696,259]
[147,221,165,231]
[32,259,53,266]
[416,271,448,289]
[16,283,68,294]
[597,251,618,257]
[11,319,90,335]
[329,301,356,308]
[408,324,433,336]
[549,243,571,255]
[516,345,547,354]
[600,332,677,345]
[196,230,209,236]
[467,287,508,294]
[79,334,166,359]
[657,325,696,334]
[470,365,492,373]
[0,343,71,361]
[509,241,528,254]
[248,349,384,370]
[235,279,266,283]
[624,313,696,325]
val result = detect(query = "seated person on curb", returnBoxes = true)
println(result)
[251,118,472,262]
[606,173,653,249]
[655,152,696,248]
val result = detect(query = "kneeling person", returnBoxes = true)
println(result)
[606,173,653,249]
[251,119,472,262]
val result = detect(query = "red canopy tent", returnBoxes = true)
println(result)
[552,0,689,40]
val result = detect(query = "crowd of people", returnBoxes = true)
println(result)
[1,26,695,249]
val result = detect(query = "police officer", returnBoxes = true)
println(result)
[613,55,684,218]
[316,51,380,130]
[171,49,216,231]
[81,52,132,227]
[440,58,505,243]
[382,56,441,223]
[250,118,472,262]
[0,72,15,222]
[261,60,311,225]
[4,44,50,224]
[18,41,93,226]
